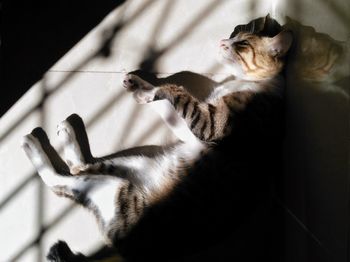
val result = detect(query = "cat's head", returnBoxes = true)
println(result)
[219,15,293,81]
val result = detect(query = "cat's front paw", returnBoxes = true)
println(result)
[123,74,157,104]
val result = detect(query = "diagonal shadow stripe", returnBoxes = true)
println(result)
[9,203,76,261]
[0,90,125,211]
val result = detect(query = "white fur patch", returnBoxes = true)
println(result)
[57,120,85,170]
[149,100,201,145]
[108,156,172,190]
[21,134,76,188]
[207,80,261,103]
[87,178,119,225]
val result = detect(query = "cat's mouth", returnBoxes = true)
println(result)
[219,50,236,64]
[219,45,237,63]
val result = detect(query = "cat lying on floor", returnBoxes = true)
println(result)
[22,15,292,261]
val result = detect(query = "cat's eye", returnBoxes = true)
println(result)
[235,40,249,47]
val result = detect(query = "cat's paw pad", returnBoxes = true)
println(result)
[57,120,75,143]
[123,74,157,104]
[123,74,154,91]
[123,74,137,90]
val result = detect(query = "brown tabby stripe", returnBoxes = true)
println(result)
[236,52,251,71]
[182,98,191,118]
[232,94,244,104]
[133,195,140,216]
[247,44,261,69]
[207,104,216,140]
[174,95,181,109]
[118,184,129,231]
[190,110,201,130]
[199,119,207,140]
[127,182,134,194]
[190,101,199,118]
[142,194,147,210]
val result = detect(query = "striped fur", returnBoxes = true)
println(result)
[152,84,245,141]
[124,29,292,143]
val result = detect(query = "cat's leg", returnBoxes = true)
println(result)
[21,129,116,224]
[21,128,99,203]
[21,128,149,241]
[123,73,231,142]
[57,114,94,175]
[123,74,202,145]
[21,127,72,188]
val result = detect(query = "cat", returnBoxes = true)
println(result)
[21,15,292,261]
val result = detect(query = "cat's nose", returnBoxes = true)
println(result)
[220,39,230,50]
[219,39,227,46]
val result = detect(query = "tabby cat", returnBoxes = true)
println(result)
[21,15,292,261]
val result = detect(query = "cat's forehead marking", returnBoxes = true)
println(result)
[232,32,257,41]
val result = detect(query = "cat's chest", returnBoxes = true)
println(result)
[206,80,259,102]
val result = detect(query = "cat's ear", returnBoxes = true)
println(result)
[269,30,293,57]
[263,13,271,26]
[254,14,271,34]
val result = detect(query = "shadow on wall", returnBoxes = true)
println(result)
[281,17,350,262]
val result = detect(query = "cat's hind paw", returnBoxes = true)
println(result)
[57,120,89,175]
[47,240,87,262]
[21,130,51,171]
[21,134,40,159]
[57,120,76,143]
